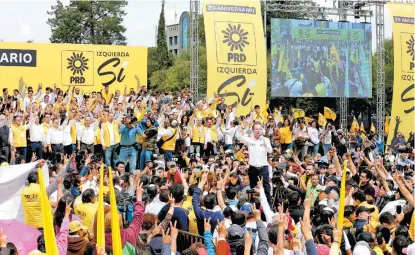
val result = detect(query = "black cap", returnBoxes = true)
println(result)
[357,232,375,243]
[344,205,356,217]
[232,210,248,226]
[325,175,338,183]
[356,206,375,216]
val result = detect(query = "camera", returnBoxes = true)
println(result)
[272,169,283,185]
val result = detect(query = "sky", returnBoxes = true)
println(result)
[0,0,394,51]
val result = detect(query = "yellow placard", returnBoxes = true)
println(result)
[386,3,414,148]
[203,0,266,115]
[0,42,147,93]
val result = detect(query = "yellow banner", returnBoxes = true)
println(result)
[0,42,147,93]
[202,0,266,115]
[386,3,415,148]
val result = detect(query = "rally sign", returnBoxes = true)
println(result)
[386,3,414,147]
[203,0,267,115]
[0,42,147,92]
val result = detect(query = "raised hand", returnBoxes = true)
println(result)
[204,217,211,231]
[257,176,264,189]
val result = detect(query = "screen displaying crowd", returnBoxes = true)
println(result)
[0,80,413,255]
[271,19,372,98]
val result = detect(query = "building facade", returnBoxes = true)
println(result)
[166,12,190,56]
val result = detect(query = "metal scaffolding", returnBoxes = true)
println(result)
[190,0,199,102]
[338,0,349,131]
[375,0,385,141]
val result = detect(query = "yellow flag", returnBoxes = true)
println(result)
[360,122,365,132]
[292,108,305,119]
[337,161,348,245]
[324,107,337,121]
[318,113,327,127]
[350,117,359,132]
[371,123,376,133]
[279,48,292,80]
[38,168,58,255]
[108,167,122,254]
[385,116,390,135]
[96,166,105,251]
[330,44,340,64]
[304,117,313,125]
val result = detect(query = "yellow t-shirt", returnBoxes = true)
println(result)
[74,202,98,232]
[21,184,42,228]
[373,245,392,255]
[182,197,198,235]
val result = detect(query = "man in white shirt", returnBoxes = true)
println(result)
[293,119,310,160]
[40,94,51,111]
[236,121,273,203]
[47,117,64,153]
[28,114,46,159]
[41,86,56,104]
[23,88,43,110]
[77,116,98,154]
[101,111,117,166]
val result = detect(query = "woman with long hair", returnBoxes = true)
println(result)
[53,194,78,233]
[280,118,293,152]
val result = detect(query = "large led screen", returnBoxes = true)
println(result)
[271,19,372,98]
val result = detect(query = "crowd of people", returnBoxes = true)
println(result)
[0,80,414,255]
[271,35,372,98]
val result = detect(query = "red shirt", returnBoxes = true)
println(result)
[167,170,182,184]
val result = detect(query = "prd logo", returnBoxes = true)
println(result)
[222,23,249,62]
[67,52,89,76]
[406,34,414,70]
[61,50,94,86]
[214,21,257,66]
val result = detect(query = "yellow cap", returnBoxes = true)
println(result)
[69,221,88,233]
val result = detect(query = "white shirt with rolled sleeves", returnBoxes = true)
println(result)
[47,127,64,145]
[236,132,272,167]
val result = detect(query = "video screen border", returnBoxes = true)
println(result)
[271,18,372,98]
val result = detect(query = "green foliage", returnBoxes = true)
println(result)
[47,0,127,45]
[149,13,207,94]
[156,0,171,69]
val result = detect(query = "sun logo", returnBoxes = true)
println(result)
[67,52,89,75]
[406,34,415,61]
[222,23,249,52]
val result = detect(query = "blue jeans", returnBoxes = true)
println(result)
[323,144,331,155]
[312,143,319,155]
[16,147,27,162]
[104,144,119,167]
[140,150,153,170]
[119,147,137,173]
[31,142,43,159]
[164,150,173,163]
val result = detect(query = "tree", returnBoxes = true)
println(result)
[156,0,171,69]
[47,0,127,45]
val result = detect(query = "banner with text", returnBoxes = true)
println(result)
[203,0,266,115]
[386,3,414,148]
[0,42,147,93]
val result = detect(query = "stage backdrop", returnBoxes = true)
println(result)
[0,42,147,92]
[202,0,266,115]
[271,19,372,98]
[386,3,415,147]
